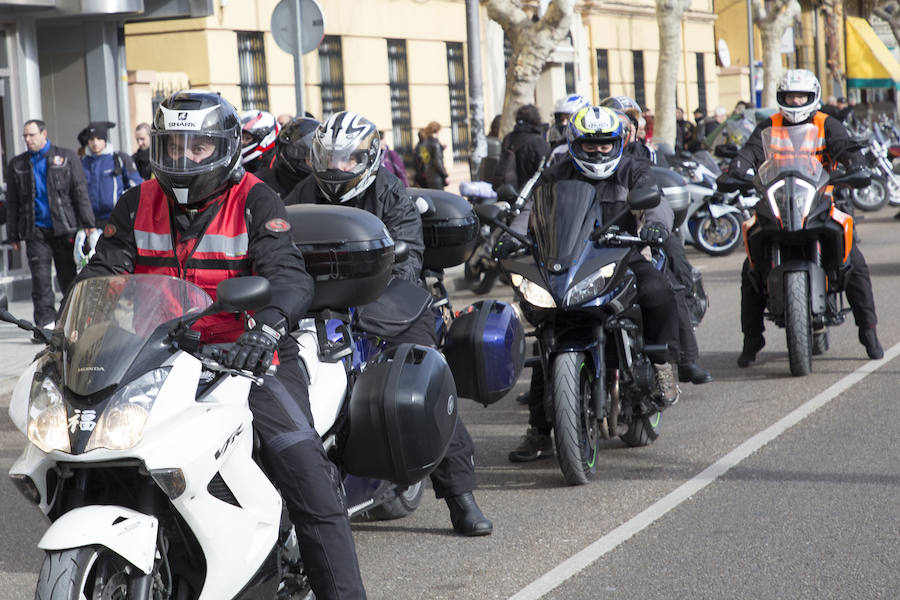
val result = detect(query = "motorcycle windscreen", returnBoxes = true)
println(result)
[58,275,212,395]
[529,180,600,270]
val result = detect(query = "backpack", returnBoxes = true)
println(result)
[111,152,135,191]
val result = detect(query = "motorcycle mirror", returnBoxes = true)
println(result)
[496,184,517,204]
[214,276,272,313]
[474,203,502,224]
[394,240,409,264]
[627,187,660,210]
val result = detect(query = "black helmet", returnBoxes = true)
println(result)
[150,90,242,205]
[276,117,320,177]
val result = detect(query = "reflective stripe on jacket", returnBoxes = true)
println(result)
[768,112,831,169]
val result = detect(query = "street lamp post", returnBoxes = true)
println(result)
[747,0,757,106]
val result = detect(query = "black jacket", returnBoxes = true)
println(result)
[730,111,861,176]
[284,167,425,283]
[77,175,313,331]
[256,163,309,199]
[132,148,152,180]
[495,121,551,190]
[511,154,674,237]
[5,144,95,241]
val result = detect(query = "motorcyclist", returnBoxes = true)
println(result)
[256,116,319,198]
[502,105,681,462]
[721,69,883,365]
[75,91,367,599]
[239,109,280,174]
[547,94,591,148]
[285,111,493,537]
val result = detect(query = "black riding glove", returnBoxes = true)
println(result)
[224,320,284,375]
[492,234,523,259]
[640,221,669,244]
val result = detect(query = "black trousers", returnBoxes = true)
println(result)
[663,235,700,364]
[250,352,366,600]
[384,311,478,499]
[527,256,680,432]
[25,227,77,327]
[740,244,877,336]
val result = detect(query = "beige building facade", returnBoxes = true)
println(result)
[125,0,720,158]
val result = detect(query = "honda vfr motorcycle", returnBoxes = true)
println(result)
[476,180,669,486]
[734,124,869,376]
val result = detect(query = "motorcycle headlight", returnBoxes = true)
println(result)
[767,179,787,219]
[564,262,617,307]
[27,376,70,454]
[767,179,816,222]
[85,368,169,452]
[510,273,556,309]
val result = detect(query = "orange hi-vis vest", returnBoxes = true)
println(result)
[133,176,255,343]
[768,111,831,169]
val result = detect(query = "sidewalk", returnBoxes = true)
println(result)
[0,297,45,401]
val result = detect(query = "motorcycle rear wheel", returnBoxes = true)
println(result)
[463,245,498,295]
[35,546,142,600]
[551,351,600,486]
[620,410,662,447]
[695,212,743,256]
[851,177,888,212]
[785,271,813,376]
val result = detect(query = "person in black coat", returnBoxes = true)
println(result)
[287,110,494,537]
[492,104,551,191]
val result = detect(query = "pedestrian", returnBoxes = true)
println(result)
[416,121,448,189]
[76,91,367,599]
[493,104,550,191]
[675,106,694,150]
[475,115,503,182]
[132,122,152,179]
[4,119,96,337]
[379,130,409,186]
[286,111,493,536]
[80,121,143,227]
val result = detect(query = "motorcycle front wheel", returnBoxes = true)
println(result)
[36,546,145,600]
[851,177,888,212]
[694,212,743,256]
[785,271,813,376]
[551,351,600,486]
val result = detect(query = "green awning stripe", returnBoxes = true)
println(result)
[846,77,900,90]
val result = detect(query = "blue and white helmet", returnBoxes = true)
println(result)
[310,111,383,203]
[553,94,591,118]
[566,106,625,180]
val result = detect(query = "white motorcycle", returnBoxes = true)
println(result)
[6,269,456,595]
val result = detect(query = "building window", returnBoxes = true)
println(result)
[696,53,707,113]
[503,34,513,74]
[564,63,575,95]
[446,41,470,161]
[387,39,413,154]
[236,31,269,111]
[632,50,645,109]
[319,35,345,119]
[596,49,610,99]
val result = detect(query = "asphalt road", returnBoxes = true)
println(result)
[2,205,900,599]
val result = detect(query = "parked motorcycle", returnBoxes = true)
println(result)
[7,206,457,598]
[475,180,670,485]
[722,124,870,376]
[850,120,900,212]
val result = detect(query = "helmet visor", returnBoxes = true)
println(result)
[311,142,370,176]
[150,131,238,175]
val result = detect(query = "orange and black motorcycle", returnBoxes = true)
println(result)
[738,124,869,376]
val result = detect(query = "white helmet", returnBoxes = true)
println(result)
[553,94,591,119]
[310,111,382,203]
[239,110,279,165]
[776,69,821,124]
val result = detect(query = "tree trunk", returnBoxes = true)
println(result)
[873,1,900,51]
[654,0,691,151]
[752,0,800,107]
[486,0,575,136]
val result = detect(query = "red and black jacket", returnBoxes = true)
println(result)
[76,173,312,345]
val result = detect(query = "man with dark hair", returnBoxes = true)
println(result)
[492,104,550,191]
[5,119,96,337]
[132,122,152,179]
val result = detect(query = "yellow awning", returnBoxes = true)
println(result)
[846,16,900,89]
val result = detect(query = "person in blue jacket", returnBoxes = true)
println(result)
[80,121,143,227]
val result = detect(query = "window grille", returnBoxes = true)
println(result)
[446,42,470,161]
[696,53,707,113]
[236,31,269,111]
[387,39,413,154]
[319,35,345,119]
[564,63,575,95]
[596,49,610,99]
[632,50,645,109]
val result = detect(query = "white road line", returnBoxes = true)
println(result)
[510,342,900,600]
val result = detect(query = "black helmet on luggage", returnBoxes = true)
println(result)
[150,90,242,205]
[276,117,320,177]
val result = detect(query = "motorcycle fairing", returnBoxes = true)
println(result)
[529,180,602,272]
